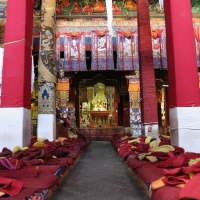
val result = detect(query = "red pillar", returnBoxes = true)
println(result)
[164,0,200,107]
[137,0,158,137]
[164,0,200,153]
[0,0,34,151]
[1,0,34,108]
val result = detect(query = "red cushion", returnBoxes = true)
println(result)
[137,164,164,184]
[151,186,180,200]
[127,157,154,170]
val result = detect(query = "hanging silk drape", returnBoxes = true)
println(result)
[79,87,87,102]
[63,32,86,71]
[128,79,140,108]
[56,78,70,107]
[194,27,200,67]
[128,81,140,92]
[91,30,114,70]
[87,87,94,102]
[151,29,167,69]
[56,32,61,71]
[116,30,139,70]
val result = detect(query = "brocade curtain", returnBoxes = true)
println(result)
[116,30,139,70]
[64,32,87,71]
[91,30,114,70]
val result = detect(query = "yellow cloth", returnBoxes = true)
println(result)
[13,146,21,154]
[57,137,68,142]
[56,79,70,91]
[151,176,166,190]
[188,158,200,178]
[37,138,47,143]
[127,138,140,143]
[188,158,200,166]
[151,176,187,190]
[68,132,78,139]
[146,156,158,162]
[150,145,175,153]
[33,141,45,148]
[138,152,151,160]
[149,139,161,149]
[128,82,140,92]
[145,136,152,144]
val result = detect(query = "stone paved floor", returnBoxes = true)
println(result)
[48,141,150,200]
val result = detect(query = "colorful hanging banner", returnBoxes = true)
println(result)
[194,27,200,67]
[91,30,114,70]
[116,30,139,70]
[151,29,167,69]
[56,78,70,108]
[63,32,87,71]
[56,32,61,71]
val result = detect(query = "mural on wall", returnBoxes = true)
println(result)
[0,0,199,20]
[53,0,200,16]
[55,0,138,16]
[192,0,200,13]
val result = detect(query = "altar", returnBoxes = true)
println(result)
[89,111,111,128]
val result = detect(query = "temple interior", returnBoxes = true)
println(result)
[0,0,200,200]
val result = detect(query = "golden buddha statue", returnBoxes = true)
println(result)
[92,83,107,111]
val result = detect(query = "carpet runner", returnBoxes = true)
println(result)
[48,141,150,200]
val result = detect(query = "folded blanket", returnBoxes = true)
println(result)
[179,174,200,200]
[0,166,38,178]
[0,176,23,197]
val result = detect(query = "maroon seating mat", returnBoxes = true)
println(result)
[38,164,63,174]
[0,188,37,200]
[151,186,180,200]
[136,164,164,184]
[18,172,58,190]
[127,157,154,170]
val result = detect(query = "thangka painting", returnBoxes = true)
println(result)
[91,30,114,70]
[151,29,167,69]
[116,30,139,70]
[0,0,7,18]
[63,32,87,71]
[194,27,200,67]
[56,33,62,71]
